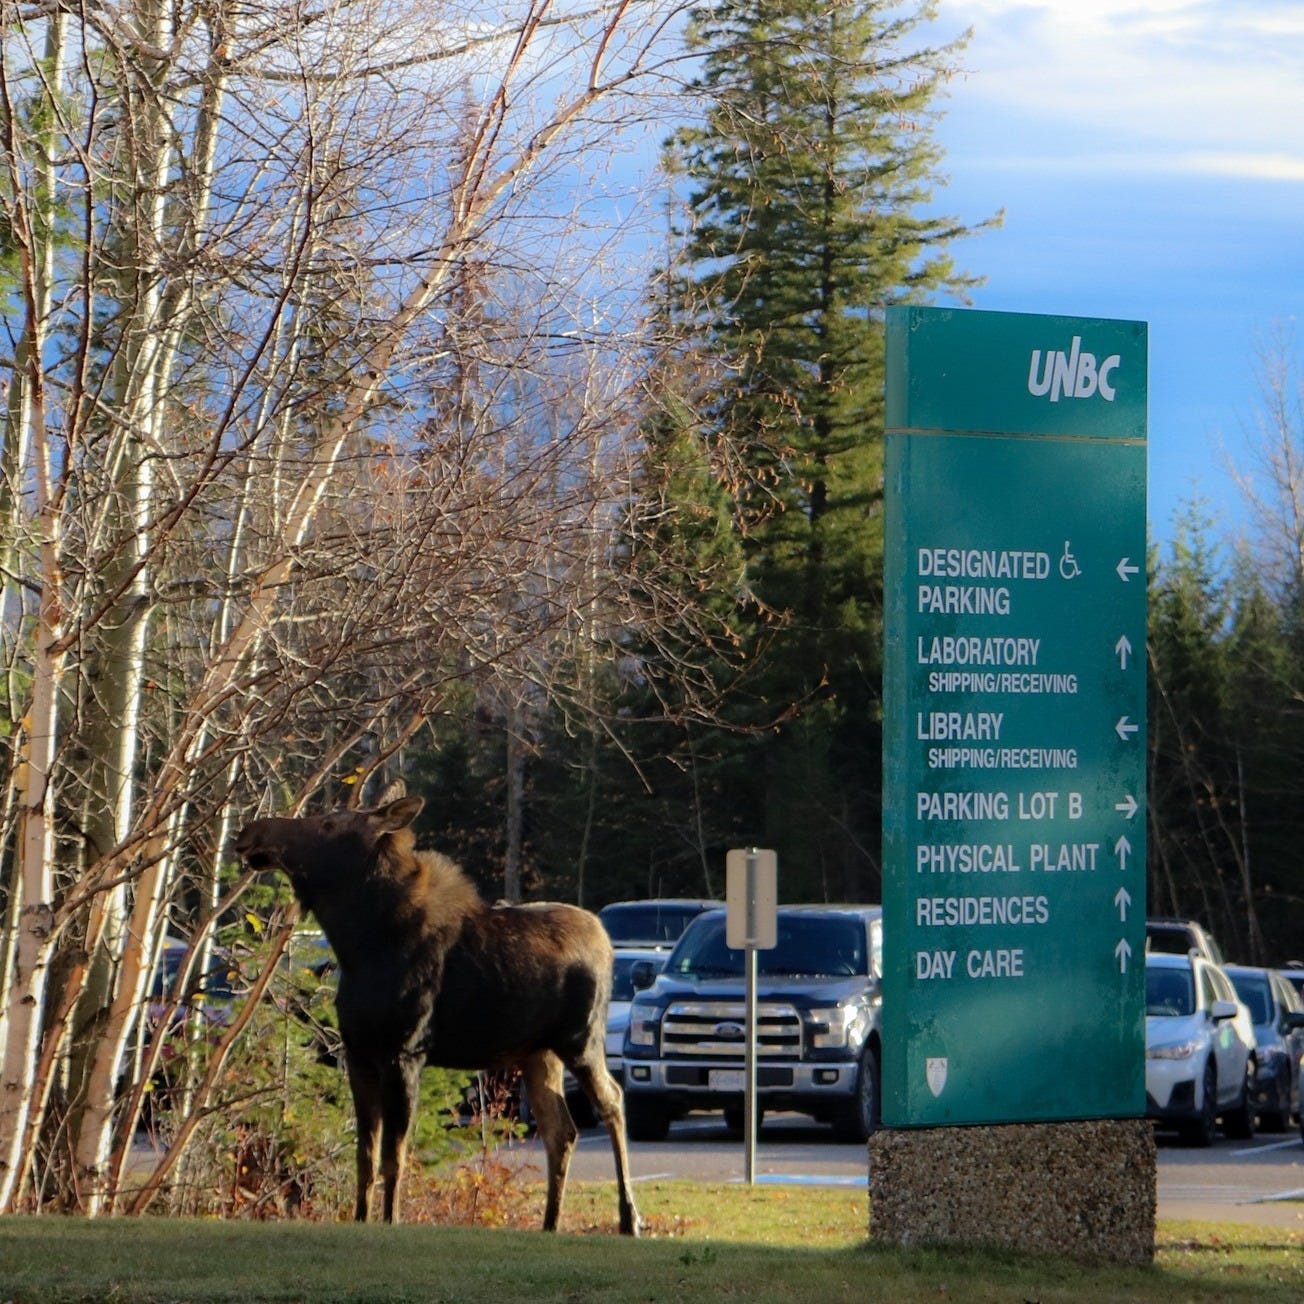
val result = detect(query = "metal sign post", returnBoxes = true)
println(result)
[726,847,777,1184]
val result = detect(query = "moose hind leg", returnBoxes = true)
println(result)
[346,1057,383,1222]
[521,1050,578,1231]
[570,1054,641,1236]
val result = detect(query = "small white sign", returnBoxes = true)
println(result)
[725,848,778,949]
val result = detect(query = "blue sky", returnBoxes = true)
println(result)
[927,0,1304,544]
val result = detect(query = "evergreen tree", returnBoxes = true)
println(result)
[1146,510,1304,961]
[645,0,989,899]
[1147,510,1235,931]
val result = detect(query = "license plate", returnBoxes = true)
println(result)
[709,1069,746,1092]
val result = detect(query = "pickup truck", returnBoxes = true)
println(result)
[620,904,883,1142]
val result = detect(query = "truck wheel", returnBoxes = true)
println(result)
[724,1104,763,1134]
[625,1095,671,1142]
[833,1046,880,1143]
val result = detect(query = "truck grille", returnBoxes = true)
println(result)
[661,1002,802,1059]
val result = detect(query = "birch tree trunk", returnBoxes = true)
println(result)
[64,0,239,1208]
[0,8,74,1207]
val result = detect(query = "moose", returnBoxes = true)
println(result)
[234,795,640,1234]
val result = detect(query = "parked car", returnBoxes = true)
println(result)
[1278,963,1304,1002]
[148,935,237,1029]
[1224,964,1304,1132]
[1145,951,1256,1145]
[607,948,667,1081]
[598,899,721,951]
[621,904,882,1143]
[562,947,668,1128]
[1145,917,1225,965]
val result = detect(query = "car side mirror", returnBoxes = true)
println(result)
[630,960,657,992]
[1209,999,1238,1022]
[1283,1010,1304,1031]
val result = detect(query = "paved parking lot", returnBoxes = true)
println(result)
[517,1113,1304,1228]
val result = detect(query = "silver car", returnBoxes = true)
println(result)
[564,947,666,1127]
[606,948,667,1081]
[1145,951,1256,1145]
[598,899,720,951]
[1224,964,1304,1133]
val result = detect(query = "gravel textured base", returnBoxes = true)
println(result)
[869,1119,1156,1264]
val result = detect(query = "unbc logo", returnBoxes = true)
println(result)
[1027,336,1121,403]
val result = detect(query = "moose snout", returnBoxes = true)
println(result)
[234,821,278,869]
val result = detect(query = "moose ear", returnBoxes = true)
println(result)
[373,795,424,831]
[375,778,407,806]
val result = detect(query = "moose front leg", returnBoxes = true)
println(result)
[345,1056,383,1222]
[379,1055,424,1223]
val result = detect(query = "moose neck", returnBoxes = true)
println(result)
[298,861,430,970]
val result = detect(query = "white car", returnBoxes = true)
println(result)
[564,947,666,1127]
[605,948,667,1081]
[1145,952,1256,1145]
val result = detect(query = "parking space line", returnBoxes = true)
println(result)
[1230,1138,1304,1156]
[1248,1187,1304,1204]
[751,1174,868,1187]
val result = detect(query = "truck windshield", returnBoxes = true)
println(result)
[666,915,867,979]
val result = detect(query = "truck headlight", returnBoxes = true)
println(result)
[809,1006,855,1049]
[626,999,661,1050]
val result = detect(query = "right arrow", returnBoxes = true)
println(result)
[1115,794,1138,819]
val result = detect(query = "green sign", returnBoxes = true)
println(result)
[882,306,1148,1127]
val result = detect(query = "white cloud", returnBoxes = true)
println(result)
[1180,151,1304,182]
[949,148,1304,183]
[938,0,1304,180]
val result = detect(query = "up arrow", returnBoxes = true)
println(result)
[1114,835,1132,869]
[1115,635,1133,670]
[1116,557,1140,582]
[1114,794,1138,819]
[1115,716,1139,741]
[1114,886,1132,921]
[1115,938,1133,973]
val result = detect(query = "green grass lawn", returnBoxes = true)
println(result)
[1,1182,1301,1304]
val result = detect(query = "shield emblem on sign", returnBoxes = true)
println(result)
[925,1057,948,1098]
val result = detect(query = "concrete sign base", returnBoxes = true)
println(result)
[869,1119,1155,1265]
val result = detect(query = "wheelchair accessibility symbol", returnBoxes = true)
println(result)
[1059,540,1081,580]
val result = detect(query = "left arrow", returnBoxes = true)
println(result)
[1116,558,1140,582]
[1115,716,1139,741]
